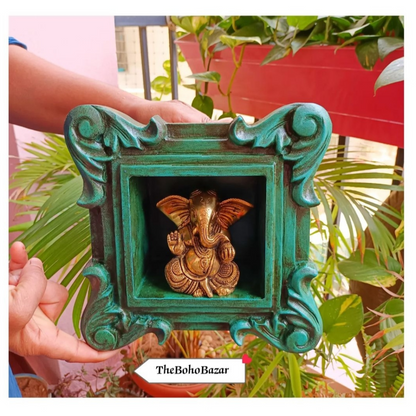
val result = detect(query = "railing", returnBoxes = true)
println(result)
[114,16,178,100]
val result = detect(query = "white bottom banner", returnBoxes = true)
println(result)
[135,358,246,384]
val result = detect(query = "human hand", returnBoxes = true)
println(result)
[134,99,234,124]
[136,99,210,123]
[9,242,119,363]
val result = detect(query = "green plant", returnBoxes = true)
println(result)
[51,365,144,397]
[170,16,403,118]
[197,335,355,398]
[10,134,90,336]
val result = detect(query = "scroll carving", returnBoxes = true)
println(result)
[81,263,172,350]
[64,105,167,208]
[229,103,332,208]
[230,262,322,353]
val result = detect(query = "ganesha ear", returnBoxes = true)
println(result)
[156,195,190,228]
[217,198,253,229]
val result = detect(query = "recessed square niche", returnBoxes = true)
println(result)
[120,167,271,309]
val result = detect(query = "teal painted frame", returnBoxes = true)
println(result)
[64,103,332,353]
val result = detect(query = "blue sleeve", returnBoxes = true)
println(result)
[9,36,27,49]
[9,365,22,398]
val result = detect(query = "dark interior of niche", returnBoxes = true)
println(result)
[129,176,266,298]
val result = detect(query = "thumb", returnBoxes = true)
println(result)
[9,258,47,328]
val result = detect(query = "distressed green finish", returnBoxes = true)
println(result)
[64,103,332,353]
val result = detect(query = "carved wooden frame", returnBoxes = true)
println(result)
[64,103,332,353]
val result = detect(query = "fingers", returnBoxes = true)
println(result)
[39,327,122,363]
[9,258,47,328]
[39,280,69,322]
[9,269,22,285]
[216,117,234,123]
[164,101,211,123]
[9,241,28,271]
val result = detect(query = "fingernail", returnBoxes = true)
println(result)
[29,258,44,269]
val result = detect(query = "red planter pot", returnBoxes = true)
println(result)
[177,35,404,148]
[131,373,208,398]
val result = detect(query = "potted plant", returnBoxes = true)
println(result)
[51,365,144,398]
[173,15,404,148]
[122,330,227,397]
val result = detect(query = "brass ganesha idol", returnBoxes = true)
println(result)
[156,190,253,298]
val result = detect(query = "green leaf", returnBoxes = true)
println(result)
[335,34,381,52]
[335,17,369,38]
[9,221,34,233]
[59,248,91,286]
[151,75,171,94]
[258,16,280,30]
[181,84,197,90]
[286,16,318,30]
[287,353,302,397]
[177,50,186,62]
[162,60,171,75]
[212,42,228,53]
[176,16,207,36]
[218,111,237,120]
[321,182,364,254]
[378,37,403,60]
[291,35,309,55]
[261,44,289,65]
[355,39,379,70]
[338,249,401,287]
[383,333,404,351]
[384,299,404,324]
[220,35,262,48]
[231,22,271,44]
[187,71,221,84]
[291,19,325,56]
[374,57,404,94]
[207,27,227,48]
[72,278,90,338]
[191,94,214,118]
[320,294,364,344]
[315,184,337,253]
[368,16,388,34]
[248,351,284,397]
[380,318,404,350]
[56,273,86,323]
[330,17,351,31]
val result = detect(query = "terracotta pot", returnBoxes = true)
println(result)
[177,35,403,148]
[15,373,49,397]
[131,373,208,398]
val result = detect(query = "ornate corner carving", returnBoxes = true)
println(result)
[229,103,332,208]
[81,263,172,350]
[229,262,322,353]
[64,105,167,209]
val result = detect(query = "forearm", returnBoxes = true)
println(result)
[9,45,157,134]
